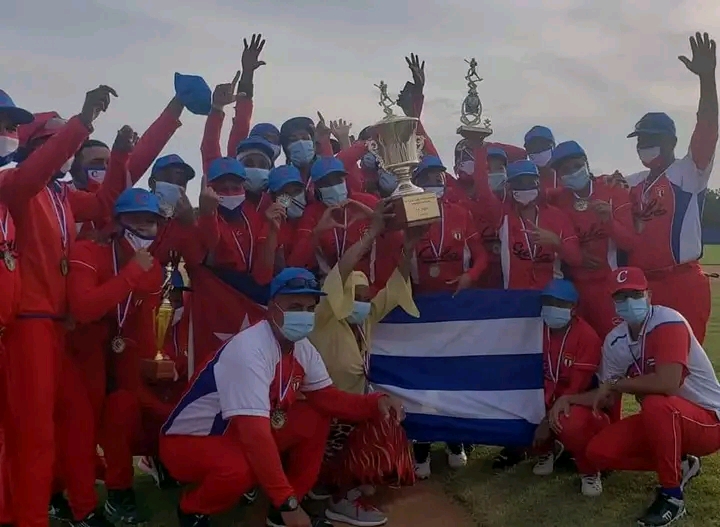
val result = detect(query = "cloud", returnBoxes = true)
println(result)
[1,0,719,198]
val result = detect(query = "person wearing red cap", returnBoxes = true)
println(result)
[623,33,718,346]
[159,267,404,527]
[545,141,636,338]
[563,266,720,526]
[0,85,124,527]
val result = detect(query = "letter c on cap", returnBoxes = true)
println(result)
[616,270,628,283]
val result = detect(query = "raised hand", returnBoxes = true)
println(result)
[212,71,242,110]
[80,85,118,126]
[198,187,220,216]
[242,33,267,75]
[264,202,287,231]
[314,205,345,234]
[330,119,352,141]
[316,111,331,139]
[112,125,139,153]
[133,248,154,271]
[405,53,426,88]
[679,32,716,78]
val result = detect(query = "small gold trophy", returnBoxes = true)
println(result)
[142,264,177,381]
[456,58,493,144]
[367,81,441,230]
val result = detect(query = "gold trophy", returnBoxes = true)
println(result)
[367,81,441,230]
[456,58,493,144]
[142,263,177,381]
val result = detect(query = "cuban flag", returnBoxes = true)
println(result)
[370,289,545,447]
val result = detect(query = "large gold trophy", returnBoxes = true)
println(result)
[456,58,493,144]
[367,81,441,230]
[142,263,177,381]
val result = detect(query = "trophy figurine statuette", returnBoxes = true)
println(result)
[142,264,177,382]
[367,81,441,230]
[456,58,493,144]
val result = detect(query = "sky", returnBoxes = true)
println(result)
[2,0,719,199]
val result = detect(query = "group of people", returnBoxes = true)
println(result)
[0,28,719,527]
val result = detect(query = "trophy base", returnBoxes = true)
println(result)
[142,358,176,382]
[456,125,493,145]
[387,191,442,231]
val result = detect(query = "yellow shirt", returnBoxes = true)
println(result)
[310,266,419,394]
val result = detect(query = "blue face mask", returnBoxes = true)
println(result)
[286,194,307,220]
[243,168,270,193]
[424,186,445,199]
[541,305,573,329]
[561,166,591,191]
[378,171,398,194]
[615,296,650,325]
[361,152,379,170]
[347,301,371,325]
[288,140,315,166]
[279,310,316,342]
[488,171,507,192]
[271,144,282,161]
[154,181,183,208]
[319,182,348,206]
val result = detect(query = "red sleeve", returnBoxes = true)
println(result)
[228,416,295,507]
[287,206,322,268]
[648,322,691,370]
[463,209,488,282]
[67,241,148,324]
[555,209,583,267]
[689,113,719,171]
[201,110,224,177]
[303,387,383,422]
[227,98,253,158]
[250,213,273,285]
[68,149,129,223]
[128,100,183,184]
[488,142,527,163]
[152,220,207,268]
[337,142,368,194]
[607,185,637,251]
[471,146,503,228]
[565,319,602,394]
[196,213,222,254]
[0,116,90,208]
[317,135,333,157]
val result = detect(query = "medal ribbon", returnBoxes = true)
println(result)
[333,208,348,259]
[640,170,667,209]
[629,306,653,374]
[545,324,572,385]
[0,210,8,244]
[111,242,134,335]
[572,179,593,204]
[276,353,296,408]
[428,206,445,263]
[520,207,539,262]
[46,186,69,252]
[226,211,254,270]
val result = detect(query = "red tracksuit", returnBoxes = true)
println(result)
[539,166,558,193]
[0,116,129,527]
[546,179,635,338]
[542,317,608,473]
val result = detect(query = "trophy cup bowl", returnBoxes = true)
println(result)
[369,114,441,230]
[143,297,177,382]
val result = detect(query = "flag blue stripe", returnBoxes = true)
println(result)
[404,413,535,446]
[380,289,542,324]
[369,353,543,392]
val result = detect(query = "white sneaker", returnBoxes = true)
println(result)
[447,448,467,469]
[415,459,431,479]
[680,455,701,490]
[533,453,555,476]
[136,456,160,486]
[358,484,376,496]
[581,473,603,497]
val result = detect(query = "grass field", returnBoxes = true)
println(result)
[702,244,720,265]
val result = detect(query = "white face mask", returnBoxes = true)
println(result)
[424,186,445,199]
[0,135,19,158]
[124,230,154,251]
[529,149,553,168]
[286,194,306,219]
[217,194,246,211]
[457,160,475,176]
[512,189,539,205]
[60,155,75,174]
[154,181,183,208]
[172,306,185,326]
[488,171,507,192]
[638,147,661,166]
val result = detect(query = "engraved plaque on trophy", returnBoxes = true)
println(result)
[456,58,493,144]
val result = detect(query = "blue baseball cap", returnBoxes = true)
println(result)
[549,140,587,168]
[627,112,677,138]
[171,268,191,290]
[542,279,579,303]
[114,188,162,217]
[414,155,446,178]
[207,156,246,183]
[268,165,304,193]
[506,159,539,180]
[0,90,33,125]
[270,267,326,298]
[174,73,212,116]
[235,136,276,161]
[250,122,280,141]
[486,147,508,162]
[151,154,196,180]
[310,156,346,182]
[524,125,555,146]
[280,117,315,146]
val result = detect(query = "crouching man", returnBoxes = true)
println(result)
[159,267,405,527]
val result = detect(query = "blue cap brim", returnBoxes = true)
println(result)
[0,106,34,125]
[274,288,326,298]
[627,128,675,138]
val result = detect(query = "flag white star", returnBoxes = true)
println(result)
[214,314,251,343]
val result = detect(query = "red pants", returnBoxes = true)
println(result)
[100,390,142,490]
[647,263,710,344]
[586,395,720,487]
[553,406,609,474]
[160,401,330,515]
[575,279,619,339]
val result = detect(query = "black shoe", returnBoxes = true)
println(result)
[176,507,210,527]
[266,507,333,527]
[150,456,181,490]
[491,447,526,470]
[104,489,147,525]
[637,490,687,526]
[70,511,115,527]
[49,493,73,523]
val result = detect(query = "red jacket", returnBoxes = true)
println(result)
[0,205,20,328]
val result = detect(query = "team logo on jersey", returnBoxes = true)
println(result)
[645,357,656,371]
[657,188,665,198]
[612,316,624,326]
[291,376,302,391]
[453,231,462,241]
[563,356,574,367]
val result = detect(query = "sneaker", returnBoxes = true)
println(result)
[414,459,431,479]
[49,493,73,523]
[307,484,333,501]
[176,507,210,527]
[491,447,526,471]
[325,490,388,527]
[680,455,701,490]
[357,484,376,496]
[533,452,555,476]
[266,507,333,527]
[447,447,467,469]
[242,488,259,504]
[70,511,115,527]
[104,488,147,525]
[138,456,180,490]
[637,490,686,526]
[581,473,603,497]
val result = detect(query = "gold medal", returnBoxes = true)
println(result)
[270,409,287,430]
[60,257,69,276]
[573,199,588,212]
[429,264,441,278]
[3,251,15,272]
[111,335,126,354]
